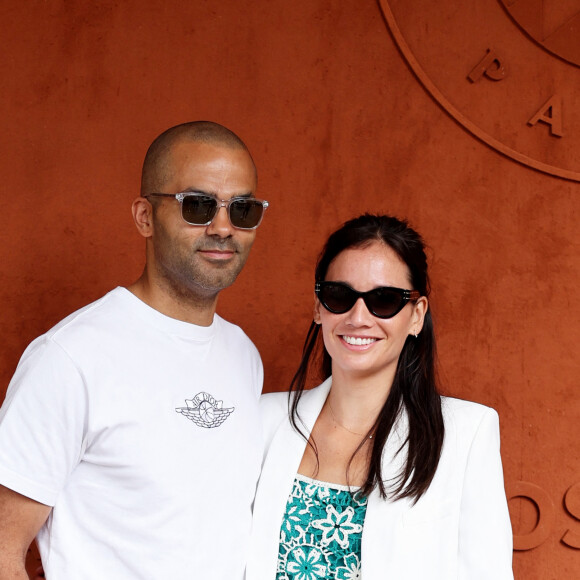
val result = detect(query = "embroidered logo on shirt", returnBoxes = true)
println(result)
[175,392,234,428]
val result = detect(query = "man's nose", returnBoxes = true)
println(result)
[206,205,232,237]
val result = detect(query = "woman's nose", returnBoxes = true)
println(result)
[344,297,373,326]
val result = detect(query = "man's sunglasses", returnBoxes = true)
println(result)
[144,192,269,230]
[315,281,421,319]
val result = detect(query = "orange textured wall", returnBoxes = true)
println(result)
[0,1,578,578]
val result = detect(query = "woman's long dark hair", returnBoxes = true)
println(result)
[289,214,444,502]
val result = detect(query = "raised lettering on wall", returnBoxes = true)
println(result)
[528,95,563,137]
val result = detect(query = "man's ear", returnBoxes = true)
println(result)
[132,197,154,238]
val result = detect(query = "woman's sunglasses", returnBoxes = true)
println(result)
[145,192,269,230]
[315,281,421,319]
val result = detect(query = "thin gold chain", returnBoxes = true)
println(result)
[327,398,373,439]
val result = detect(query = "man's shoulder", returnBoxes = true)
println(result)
[14,289,125,367]
[52,288,120,326]
[43,288,127,343]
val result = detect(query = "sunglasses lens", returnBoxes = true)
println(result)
[318,283,408,319]
[366,288,405,318]
[181,195,217,225]
[319,283,357,314]
[229,199,264,229]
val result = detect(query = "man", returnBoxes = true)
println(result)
[0,121,269,579]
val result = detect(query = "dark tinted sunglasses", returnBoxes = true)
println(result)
[145,192,269,230]
[315,281,421,319]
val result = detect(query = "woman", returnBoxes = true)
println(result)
[247,214,513,579]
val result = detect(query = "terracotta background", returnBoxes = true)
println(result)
[0,1,577,578]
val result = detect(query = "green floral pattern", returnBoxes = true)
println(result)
[276,475,367,580]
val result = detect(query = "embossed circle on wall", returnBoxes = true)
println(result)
[379,0,580,181]
[499,0,580,67]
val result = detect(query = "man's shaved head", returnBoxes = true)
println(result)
[140,121,256,195]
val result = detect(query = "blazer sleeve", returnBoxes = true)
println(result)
[458,408,514,579]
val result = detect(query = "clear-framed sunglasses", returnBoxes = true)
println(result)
[144,192,269,230]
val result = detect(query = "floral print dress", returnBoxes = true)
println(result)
[276,474,368,580]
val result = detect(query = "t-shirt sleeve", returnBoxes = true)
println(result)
[253,345,264,398]
[0,338,88,506]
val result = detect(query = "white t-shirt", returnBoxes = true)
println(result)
[0,287,264,579]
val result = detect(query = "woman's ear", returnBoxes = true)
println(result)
[410,296,428,336]
[132,197,154,239]
[313,298,322,324]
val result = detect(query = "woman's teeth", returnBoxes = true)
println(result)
[343,336,377,346]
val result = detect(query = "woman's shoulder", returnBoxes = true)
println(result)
[260,390,288,415]
[442,395,498,416]
[260,381,330,413]
[259,382,330,439]
[441,395,500,437]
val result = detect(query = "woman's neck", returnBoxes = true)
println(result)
[326,368,395,432]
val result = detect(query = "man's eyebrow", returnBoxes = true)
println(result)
[180,188,255,199]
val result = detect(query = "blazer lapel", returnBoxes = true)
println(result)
[361,408,411,577]
[248,380,332,580]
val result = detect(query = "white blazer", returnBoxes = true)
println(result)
[247,378,513,579]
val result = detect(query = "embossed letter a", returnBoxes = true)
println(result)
[528,95,563,137]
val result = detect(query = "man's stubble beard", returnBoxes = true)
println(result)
[153,224,250,304]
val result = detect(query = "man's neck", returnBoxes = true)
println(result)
[126,274,218,327]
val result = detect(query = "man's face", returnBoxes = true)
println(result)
[149,140,258,299]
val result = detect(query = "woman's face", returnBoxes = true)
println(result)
[314,241,428,383]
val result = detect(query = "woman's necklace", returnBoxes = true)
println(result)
[327,399,374,439]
